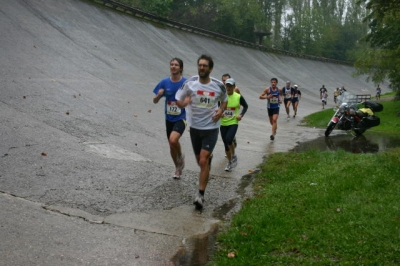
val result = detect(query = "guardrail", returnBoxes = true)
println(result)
[356,94,371,103]
[89,0,353,66]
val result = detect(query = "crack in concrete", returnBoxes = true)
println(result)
[0,190,216,240]
[2,144,39,157]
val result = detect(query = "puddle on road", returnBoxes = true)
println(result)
[171,225,219,266]
[171,172,258,266]
[291,132,400,153]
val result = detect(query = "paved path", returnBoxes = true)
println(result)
[0,0,377,264]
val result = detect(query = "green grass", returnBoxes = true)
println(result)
[209,149,400,265]
[301,97,400,133]
[209,94,400,265]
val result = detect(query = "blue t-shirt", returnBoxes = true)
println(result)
[153,77,187,122]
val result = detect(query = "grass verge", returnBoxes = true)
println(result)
[209,149,400,265]
[209,94,400,265]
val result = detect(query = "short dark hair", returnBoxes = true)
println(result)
[222,73,231,78]
[197,54,214,69]
[170,58,183,74]
[271,77,278,83]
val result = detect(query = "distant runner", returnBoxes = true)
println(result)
[259,78,282,140]
[376,85,382,100]
[282,81,294,119]
[334,88,340,104]
[320,85,328,109]
[291,84,301,117]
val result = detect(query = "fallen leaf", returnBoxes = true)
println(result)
[133,114,138,117]
[23,96,26,99]
[135,255,139,259]
[248,169,254,173]
[247,141,250,144]
[33,45,37,48]
[73,95,77,98]
[41,152,47,156]
[227,252,236,258]
[148,110,152,113]
[291,248,300,254]
[66,111,70,115]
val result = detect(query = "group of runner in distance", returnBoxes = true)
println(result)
[152,55,302,210]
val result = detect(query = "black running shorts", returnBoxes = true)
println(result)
[166,120,186,139]
[189,127,219,155]
[267,107,280,117]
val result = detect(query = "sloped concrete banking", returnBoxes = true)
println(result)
[0,0,377,264]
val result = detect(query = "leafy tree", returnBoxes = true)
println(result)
[354,0,400,96]
[117,0,172,17]
[115,0,370,63]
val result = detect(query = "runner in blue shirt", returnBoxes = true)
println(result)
[153,58,187,179]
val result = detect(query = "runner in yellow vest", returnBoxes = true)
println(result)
[220,78,249,171]
[221,73,240,148]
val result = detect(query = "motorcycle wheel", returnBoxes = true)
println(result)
[325,122,336,136]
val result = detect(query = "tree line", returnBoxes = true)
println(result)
[117,0,399,95]
[119,0,368,62]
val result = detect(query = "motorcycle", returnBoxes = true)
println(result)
[325,92,383,137]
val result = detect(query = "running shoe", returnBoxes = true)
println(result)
[173,169,182,179]
[232,154,237,162]
[231,155,238,168]
[225,162,232,172]
[177,154,185,171]
[270,134,275,140]
[193,192,204,210]
[287,115,290,119]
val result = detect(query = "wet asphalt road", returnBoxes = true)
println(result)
[0,0,379,264]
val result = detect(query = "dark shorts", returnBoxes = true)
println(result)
[166,120,186,139]
[267,108,280,117]
[292,98,299,103]
[189,127,219,155]
[220,124,238,151]
[284,98,292,105]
